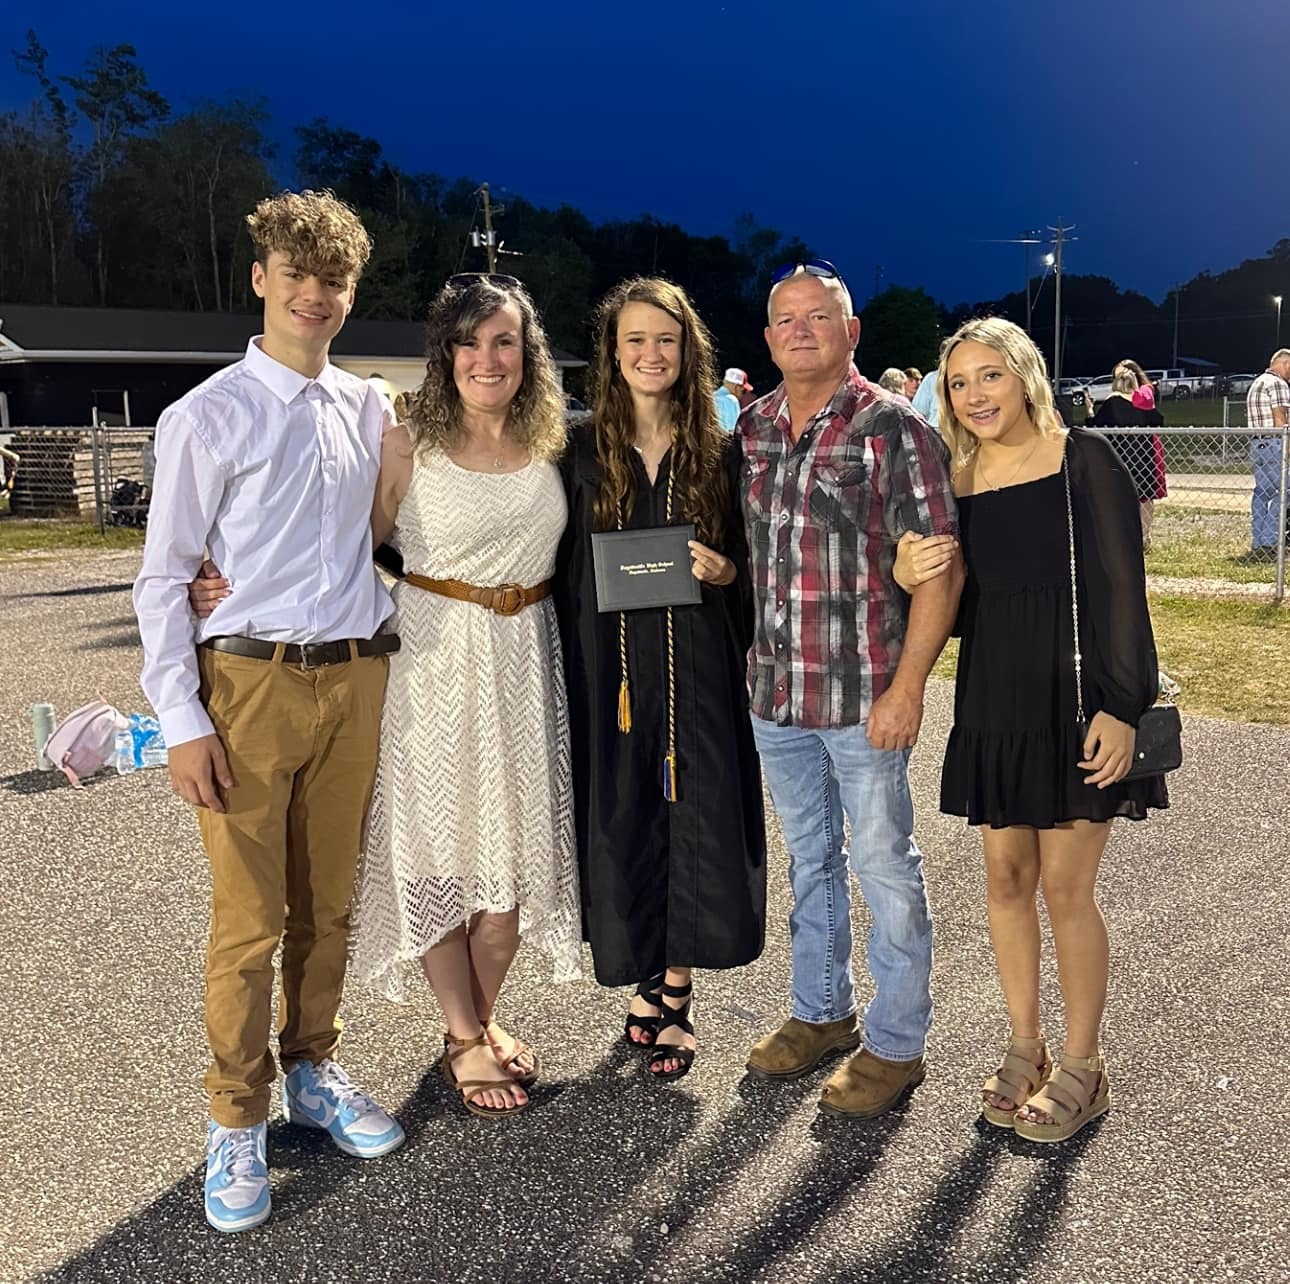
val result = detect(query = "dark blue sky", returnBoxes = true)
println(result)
[4,0,1288,309]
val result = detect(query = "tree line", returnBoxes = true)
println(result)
[3,31,1286,388]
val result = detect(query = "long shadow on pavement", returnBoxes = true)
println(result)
[37,1047,716,1284]
[11,582,136,599]
[809,1124,1097,1284]
[557,1061,839,1281]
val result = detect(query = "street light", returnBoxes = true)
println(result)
[1275,295,1283,348]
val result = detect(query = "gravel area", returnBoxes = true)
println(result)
[2,550,1286,1284]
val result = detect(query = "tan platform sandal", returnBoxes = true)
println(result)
[981,1031,1051,1129]
[1013,1050,1110,1143]
[441,1032,529,1119]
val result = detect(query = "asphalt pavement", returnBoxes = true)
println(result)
[1,548,1285,1284]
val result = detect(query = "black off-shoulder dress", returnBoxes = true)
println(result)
[940,429,1169,828]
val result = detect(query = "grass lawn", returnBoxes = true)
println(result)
[1158,398,1234,428]
[932,595,1290,725]
[0,519,145,556]
[1146,507,1277,583]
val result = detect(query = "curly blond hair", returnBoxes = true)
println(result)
[407,277,566,461]
[245,189,373,281]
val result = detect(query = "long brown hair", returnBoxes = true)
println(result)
[588,277,727,545]
[407,276,566,460]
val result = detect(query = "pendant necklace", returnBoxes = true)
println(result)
[978,434,1041,492]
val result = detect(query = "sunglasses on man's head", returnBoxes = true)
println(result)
[447,272,522,290]
[770,258,844,286]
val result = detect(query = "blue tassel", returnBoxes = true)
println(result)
[662,753,678,803]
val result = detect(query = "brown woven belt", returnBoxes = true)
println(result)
[404,573,552,617]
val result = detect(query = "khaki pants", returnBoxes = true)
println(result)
[196,647,387,1128]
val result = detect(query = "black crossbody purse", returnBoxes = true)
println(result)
[1062,451,1182,781]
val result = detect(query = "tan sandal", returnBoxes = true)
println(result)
[441,1032,529,1118]
[1013,1050,1110,1143]
[981,1031,1051,1129]
[485,1020,541,1089]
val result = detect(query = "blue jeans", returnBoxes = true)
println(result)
[1250,436,1286,549]
[752,716,933,1061]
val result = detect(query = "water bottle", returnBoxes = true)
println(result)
[114,727,137,775]
[139,715,168,768]
[30,702,56,771]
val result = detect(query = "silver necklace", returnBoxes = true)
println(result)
[977,434,1041,492]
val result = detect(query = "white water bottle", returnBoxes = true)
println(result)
[114,727,137,775]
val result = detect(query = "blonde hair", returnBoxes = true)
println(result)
[878,368,907,394]
[245,189,372,281]
[407,276,566,460]
[937,316,1064,474]
[1112,367,1138,395]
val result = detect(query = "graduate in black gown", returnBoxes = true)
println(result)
[555,277,766,1081]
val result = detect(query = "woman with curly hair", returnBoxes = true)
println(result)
[555,277,766,1081]
[337,274,583,1117]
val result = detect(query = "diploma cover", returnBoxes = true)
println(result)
[590,524,701,612]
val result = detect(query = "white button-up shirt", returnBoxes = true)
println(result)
[134,339,394,748]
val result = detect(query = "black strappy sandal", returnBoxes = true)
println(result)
[623,973,665,1046]
[647,979,695,1082]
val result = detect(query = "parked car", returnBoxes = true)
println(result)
[1221,373,1259,396]
[1083,374,1116,406]
[1052,378,1090,423]
[1145,368,1217,400]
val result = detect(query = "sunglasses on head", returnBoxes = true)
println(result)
[770,257,844,286]
[447,272,522,290]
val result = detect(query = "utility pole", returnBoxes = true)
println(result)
[1050,219,1076,384]
[1022,229,1041,335]
[1171,285,1183,368]
[481,183,497,273]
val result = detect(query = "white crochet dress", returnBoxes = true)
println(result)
[351,450,581,999]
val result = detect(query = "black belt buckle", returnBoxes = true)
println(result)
[296,641,339,669]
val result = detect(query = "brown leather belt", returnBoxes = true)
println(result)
[404,573,552,617]
[201,633,401,667]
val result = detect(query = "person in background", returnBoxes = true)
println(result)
[715,367,753,432]
[0,440,19,496]
[878,367,909,397]
[1091,364,1166,549]
[1245,349,1290,554]
[903,368,922,399]
[894,316,1166,1143]
[912,342,951,426]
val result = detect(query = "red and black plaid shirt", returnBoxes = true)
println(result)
[739,364,957,728]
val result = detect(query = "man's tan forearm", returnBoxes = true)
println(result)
[891,553,965,692]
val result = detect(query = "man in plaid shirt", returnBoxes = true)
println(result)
[740,263,964,1119]
[1245,349,1290,551]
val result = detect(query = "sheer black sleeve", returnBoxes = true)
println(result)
[1068,428,1159,726]
[718,434,755,658]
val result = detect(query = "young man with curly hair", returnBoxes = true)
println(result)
[133,190,405,1233]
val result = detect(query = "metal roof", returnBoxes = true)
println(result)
[0,304,586,367]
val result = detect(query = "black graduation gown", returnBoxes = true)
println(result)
[554,423,767,987]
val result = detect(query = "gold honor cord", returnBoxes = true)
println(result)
[615,461,680,803]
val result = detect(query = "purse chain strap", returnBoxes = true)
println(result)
[1061,444,1086,727]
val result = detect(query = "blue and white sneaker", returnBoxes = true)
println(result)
[204,1121,270,1233]
[283,1058,405,1158]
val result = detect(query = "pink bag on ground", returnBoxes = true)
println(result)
[42,699,129,787]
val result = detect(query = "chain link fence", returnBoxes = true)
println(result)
[1,421,1287,602]
[0,425,153,530]
[1090,424,1288,603]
